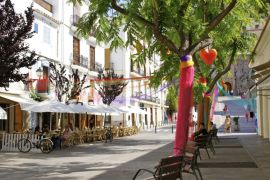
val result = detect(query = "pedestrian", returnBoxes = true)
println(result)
[224,115,232,133]
[223,104,228,115]
[245,104,251,122]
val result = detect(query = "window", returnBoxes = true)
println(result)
[34,23,38,33]
[37,66,49,93]
[73,37,80,65]
[88,86,94,102]
[73,4,81,26]
[90,46,95,71]
[43,25,51,44]
[104,48,110,70]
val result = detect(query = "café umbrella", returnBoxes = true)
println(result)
[22,100,74,113]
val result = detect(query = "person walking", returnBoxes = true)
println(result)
[223,104,228,115]
[224,115,232,133]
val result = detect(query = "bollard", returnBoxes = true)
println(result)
[155,125,157,134]
[172,124,174,134]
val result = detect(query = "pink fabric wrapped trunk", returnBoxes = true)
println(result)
[174,55,194,156]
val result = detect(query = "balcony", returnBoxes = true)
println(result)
[132,92,160,103]
[73,54,89,69]
[130,65,146,76]
[132,68,145,76]
[90,62,102,72]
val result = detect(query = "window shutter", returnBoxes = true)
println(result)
[105,48,110,70]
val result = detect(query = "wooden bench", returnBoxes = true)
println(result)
[195,134,215,159]
[183,142,203,180]
[132,155,183,180]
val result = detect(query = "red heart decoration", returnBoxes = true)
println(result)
[198,77,207,84]
[199,48,217,65]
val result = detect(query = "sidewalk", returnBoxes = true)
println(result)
[1,126,270,179]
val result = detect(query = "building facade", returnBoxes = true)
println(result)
[0,0,168,133]
[249,17,270,139]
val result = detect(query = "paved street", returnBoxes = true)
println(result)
[0,99,268,180]
[1,123,270,180]
[0,126,175,180]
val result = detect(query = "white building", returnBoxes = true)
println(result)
[106,31,168,129]
[0,0,168,133]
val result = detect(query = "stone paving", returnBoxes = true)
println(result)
[0,97,269,179]
[0,125,270,180]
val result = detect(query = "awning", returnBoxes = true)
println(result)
[0,93,37,109]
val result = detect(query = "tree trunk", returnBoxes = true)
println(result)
[203,96,211,131]
[197,96,212,131]
[197,102,204,130]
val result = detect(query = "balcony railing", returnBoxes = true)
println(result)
[130,64,146,76]
[132,92,160,103]
[131,68,145,76]
[73,54,88,68]
[90,62,102,72]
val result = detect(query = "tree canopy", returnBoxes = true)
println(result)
[0,0,38,88]
[70,0,268,99]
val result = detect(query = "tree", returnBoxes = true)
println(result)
[70,0,267,93]
[0,0,38,88]
[94,68,127,142]
[49,63,70,102]
[166,85,178,115]
[69,69,89,101]
[70,0,268,153]
[49,63,89,103]
[94,68,128,106]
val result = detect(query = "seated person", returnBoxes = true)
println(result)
[62,124,72,140]
[210,122,217,130]
[194,122,208,137]
[59,124,73,148]
[118,122,123,128]
[34,125,41,135]
[42,125,50,135]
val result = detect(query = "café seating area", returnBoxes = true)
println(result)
[44,126,140,149]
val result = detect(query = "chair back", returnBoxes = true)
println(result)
[155,156,183,180]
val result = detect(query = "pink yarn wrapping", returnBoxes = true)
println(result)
[173,62,194,156]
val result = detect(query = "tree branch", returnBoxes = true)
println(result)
[111,0,154,27]
[193,54,203,77]
[206,41,237,93]
[207,0,237,32]
[111,0,180,56]
[186,38,213,55]
[207,68,216,80]
[186,0,237,54]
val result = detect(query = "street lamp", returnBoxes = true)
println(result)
[36,67,43,79]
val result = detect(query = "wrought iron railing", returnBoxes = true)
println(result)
[132,92,160,103]
[73,54,89,68]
